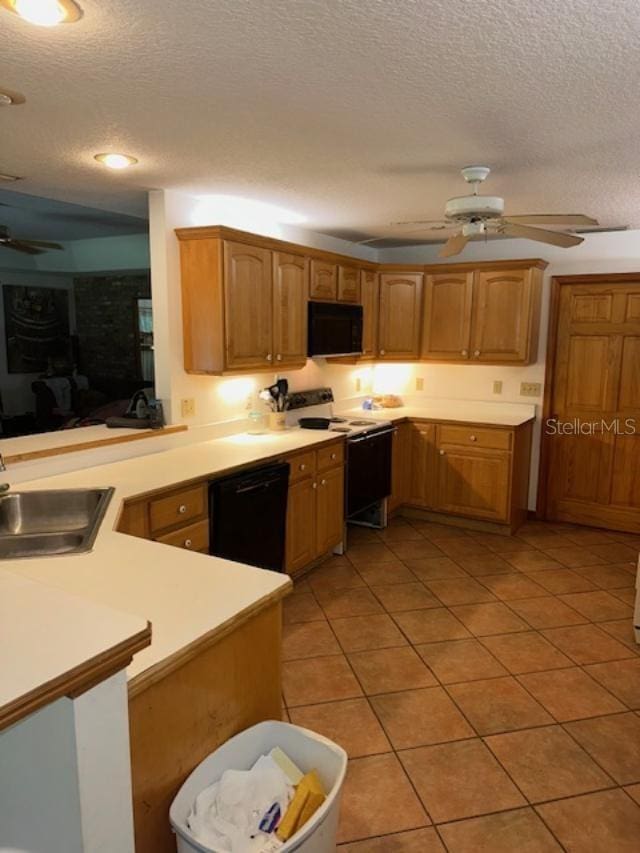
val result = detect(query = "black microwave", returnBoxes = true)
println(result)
[307,301,363,357]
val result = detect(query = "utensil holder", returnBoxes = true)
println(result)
[269,411,286,431]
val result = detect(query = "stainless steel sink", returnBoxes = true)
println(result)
[0,487,114,559]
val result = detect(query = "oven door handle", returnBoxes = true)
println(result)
[348,426,397,444]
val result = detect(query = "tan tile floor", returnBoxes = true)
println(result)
[281,517,640,850]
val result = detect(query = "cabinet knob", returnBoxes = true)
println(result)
[461,349,468,356]
[439,449,446,456]
[331,452,337,460]
[276,354,282,361]
[184,538,193,549]
[321,479,327,486]
[266,353,273,362]
[470,434,477,442]
[312,482,318,489]
[473,350,481,357]
[299,463,306,471]
[380,349,386,355]
[178,504,187,514]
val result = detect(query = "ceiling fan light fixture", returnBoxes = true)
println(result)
[94,152,139,170]
[1,0,82,26]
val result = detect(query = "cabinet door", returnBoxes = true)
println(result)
[309,259,337,301]
[316,466,344,556]
[360,270,379,358]
[435,444,511,522]
[273,251,308,368]
[378,273,423,359]
[285,477,317,574]
[337,265,360,303]
[223,241,273,370]
[408,422,436,507]
[422,272,474,360]
[470,268,536,363]
[389,422,412,512]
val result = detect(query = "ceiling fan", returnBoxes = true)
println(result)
[372,166,598,258]
[0,224,63,255]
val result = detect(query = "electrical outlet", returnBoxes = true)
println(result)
[355,377,362,393]
[416,376,424,391]
[520,382,542,397]
[181,398,196,418]
[493,380,503,394]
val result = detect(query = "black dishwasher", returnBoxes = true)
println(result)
[209,462,290,572]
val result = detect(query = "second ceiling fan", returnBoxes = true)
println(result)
[387,166,598,257]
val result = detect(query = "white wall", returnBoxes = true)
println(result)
[148,189,371,425]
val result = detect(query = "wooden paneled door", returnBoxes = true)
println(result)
[272,251,308,367]
[378,272,423,360]
[422,271,474,360]
[315,466,344,554]
[223,241,273,369]
[543,276,640,532]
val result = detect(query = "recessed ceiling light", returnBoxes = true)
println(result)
[0,0,82,26]
[94,153,139,170]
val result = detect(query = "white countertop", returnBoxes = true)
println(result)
[3,428,347,690]
[0,569,148,719]
[2,398,536,703]
[338,399,536,427]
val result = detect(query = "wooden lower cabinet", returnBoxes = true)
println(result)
[391,418,533,531]
[285,476,317,573]
[435,445,511,522]
[284,443,344,573]
[129,602,283,853]
[316,465,344,554]
[389,422,412,512]
[408,422,436,507]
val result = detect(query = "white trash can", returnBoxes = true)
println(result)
[170,720,348,853]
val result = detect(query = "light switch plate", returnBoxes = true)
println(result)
[493,380,503,394]
[520,382,542,397]
[181,398,196,417]
[355,378,362,392]
[416,376,424,391]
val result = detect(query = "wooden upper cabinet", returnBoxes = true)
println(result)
[378,272,423,360]
[223,241,273,370]
[470,268,541,363]
[272,251,308,367]
[309,260,338,301]
[422,272,474,360]
[337,265,360,303]
[360,270,379,359]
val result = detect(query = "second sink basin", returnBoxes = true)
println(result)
[0,487,114,559]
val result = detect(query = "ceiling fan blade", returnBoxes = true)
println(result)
[439,232,469,258]
[18,239,64,250]
[500,222,583,248]
[1,239,44,255]
[392,219,450,227]
[503,214,598,227]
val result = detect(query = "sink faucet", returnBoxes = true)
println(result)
[0,454,9,493]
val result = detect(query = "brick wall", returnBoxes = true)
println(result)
[73,274,151,379]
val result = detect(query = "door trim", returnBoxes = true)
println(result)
[537,272,640,519]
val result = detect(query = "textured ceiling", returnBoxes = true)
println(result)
[1,0,640,242]
[0,188,147,240]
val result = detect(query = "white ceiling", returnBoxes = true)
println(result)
[2,0,640,243]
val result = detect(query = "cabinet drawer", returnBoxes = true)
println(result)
[149,483,207,534]
[155,519,209,553]
[438,425,512,451]
[317,442,344,471]
[287,450,316,483]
